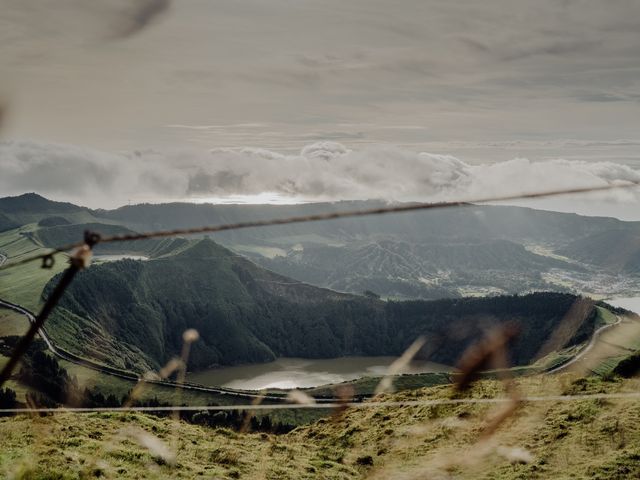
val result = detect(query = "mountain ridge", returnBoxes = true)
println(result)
[3,193,640,299]
[43,237,597,373]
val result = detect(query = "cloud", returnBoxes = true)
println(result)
[0,141,186,206]
[0,141,121,195]
[2,140,640,213]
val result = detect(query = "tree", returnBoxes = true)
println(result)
[0,388,17,415]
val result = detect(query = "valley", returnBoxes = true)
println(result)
[2,193,640,480]
[5,194,640,301]
[2,193,639,383]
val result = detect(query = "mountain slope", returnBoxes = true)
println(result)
[4,193,640,299]
[256,238,581,299]
[559,229,640,274]
[0,213,19,233]
[0,193,97,225]
[95,200,632,245]
[0,193,84,215]
[45,238,597,372]
[4,194,637,250]
[30,222,163,255]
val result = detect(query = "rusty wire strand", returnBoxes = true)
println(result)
[1,181,638,272]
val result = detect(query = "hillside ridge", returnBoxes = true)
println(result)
[42,238,598,374]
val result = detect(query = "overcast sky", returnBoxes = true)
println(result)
[1,0,639,215]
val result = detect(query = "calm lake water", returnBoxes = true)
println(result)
[607,296,640,314]
[187,356,451,390]
[186,297,640,390]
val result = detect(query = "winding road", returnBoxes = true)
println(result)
[0,298,340,403]
[546,314,623,374]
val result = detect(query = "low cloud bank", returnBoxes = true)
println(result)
[1,140,639,211]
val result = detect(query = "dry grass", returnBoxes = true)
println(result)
[2,375,640,479]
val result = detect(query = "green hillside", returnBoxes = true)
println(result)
[0,213,19,233]
[44,238,597,372]
[0,193,97,226]
[559,229,640,274]
[0,225,68,309]
[0,193,85,215]
[256,238,581,299]
[31,222,161,255]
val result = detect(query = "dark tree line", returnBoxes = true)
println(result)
[1,337,293,433]
[47,244,600,372]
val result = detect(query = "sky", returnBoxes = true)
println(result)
[1,0,639,216]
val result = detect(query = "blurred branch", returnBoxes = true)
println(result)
[109,0,170,39]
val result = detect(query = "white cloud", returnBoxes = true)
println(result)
[1,140,639,216]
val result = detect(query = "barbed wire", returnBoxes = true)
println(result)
[2,390,640,415]
[1,181,638,272]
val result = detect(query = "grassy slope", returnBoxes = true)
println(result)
[0,225,67,310]
[0,223,184,312]
[590,313,640,376]
[596,305,618,326]
[542,306,624,373]
[31,222,164,255]
[2,375,640,479]
[0,310,30,338]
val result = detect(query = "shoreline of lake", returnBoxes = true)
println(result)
[186,356,451,390]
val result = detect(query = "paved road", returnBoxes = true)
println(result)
[547,314,623,374]
[0,298,340,403]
